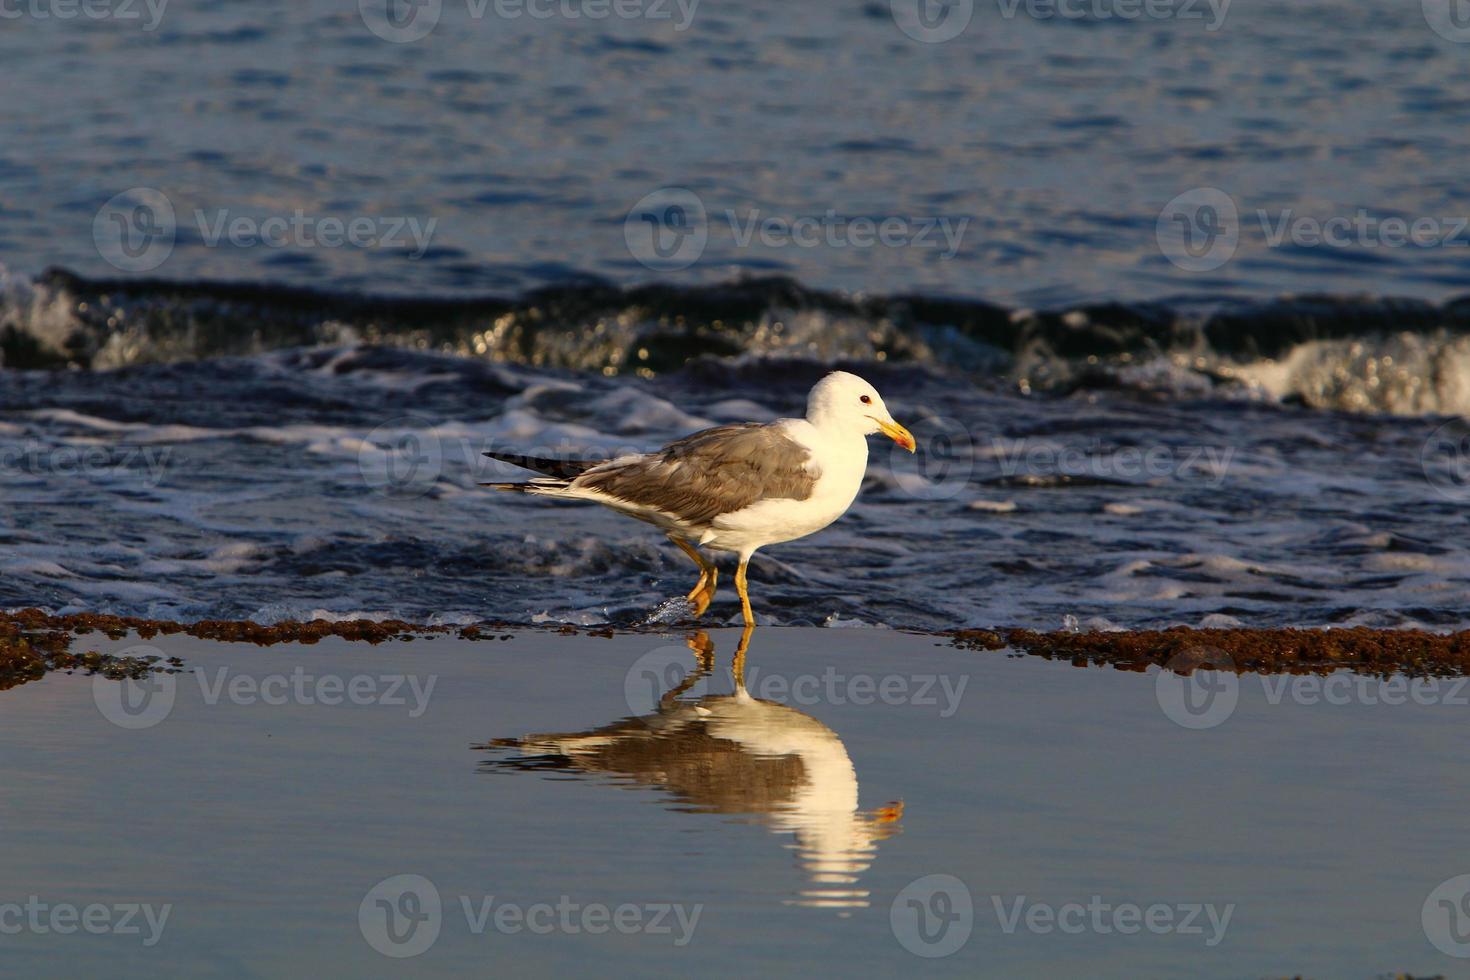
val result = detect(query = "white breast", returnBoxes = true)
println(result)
[700,419,869,555]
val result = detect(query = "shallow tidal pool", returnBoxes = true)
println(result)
[2,626,1467,977]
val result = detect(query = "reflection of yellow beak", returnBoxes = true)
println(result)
[874,417,916,453]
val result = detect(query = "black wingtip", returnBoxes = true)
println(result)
[482,451,599,480]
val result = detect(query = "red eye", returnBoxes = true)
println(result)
[860,395,872,404]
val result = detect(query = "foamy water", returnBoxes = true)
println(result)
[4,345,1468,629]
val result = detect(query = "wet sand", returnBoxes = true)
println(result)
[2,620,1468,977]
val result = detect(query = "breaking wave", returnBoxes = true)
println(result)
[6,266,1470,416]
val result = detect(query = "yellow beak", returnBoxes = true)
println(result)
[875,417,916,453]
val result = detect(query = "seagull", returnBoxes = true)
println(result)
[480,371,915,626]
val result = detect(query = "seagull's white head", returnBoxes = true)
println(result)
[805,371,916,452]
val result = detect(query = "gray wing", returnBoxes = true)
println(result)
[578,422,817,528]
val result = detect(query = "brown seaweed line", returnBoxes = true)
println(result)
[8,608,1470,694]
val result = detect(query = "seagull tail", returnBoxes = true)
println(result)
[479,477,572,494]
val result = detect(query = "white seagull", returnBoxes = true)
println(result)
[481,371,916,626]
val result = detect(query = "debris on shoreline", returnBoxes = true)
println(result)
[0,609,519,692]
[0,614,183,692]
[954,627,1470,678]
[10,608,1470,693]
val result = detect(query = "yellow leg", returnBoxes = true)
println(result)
[669,536,717,616]
[735,557,755,628]
[731,622,755,688]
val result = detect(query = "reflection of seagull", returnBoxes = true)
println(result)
[481,372,915,626]
[478,631,903,910]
